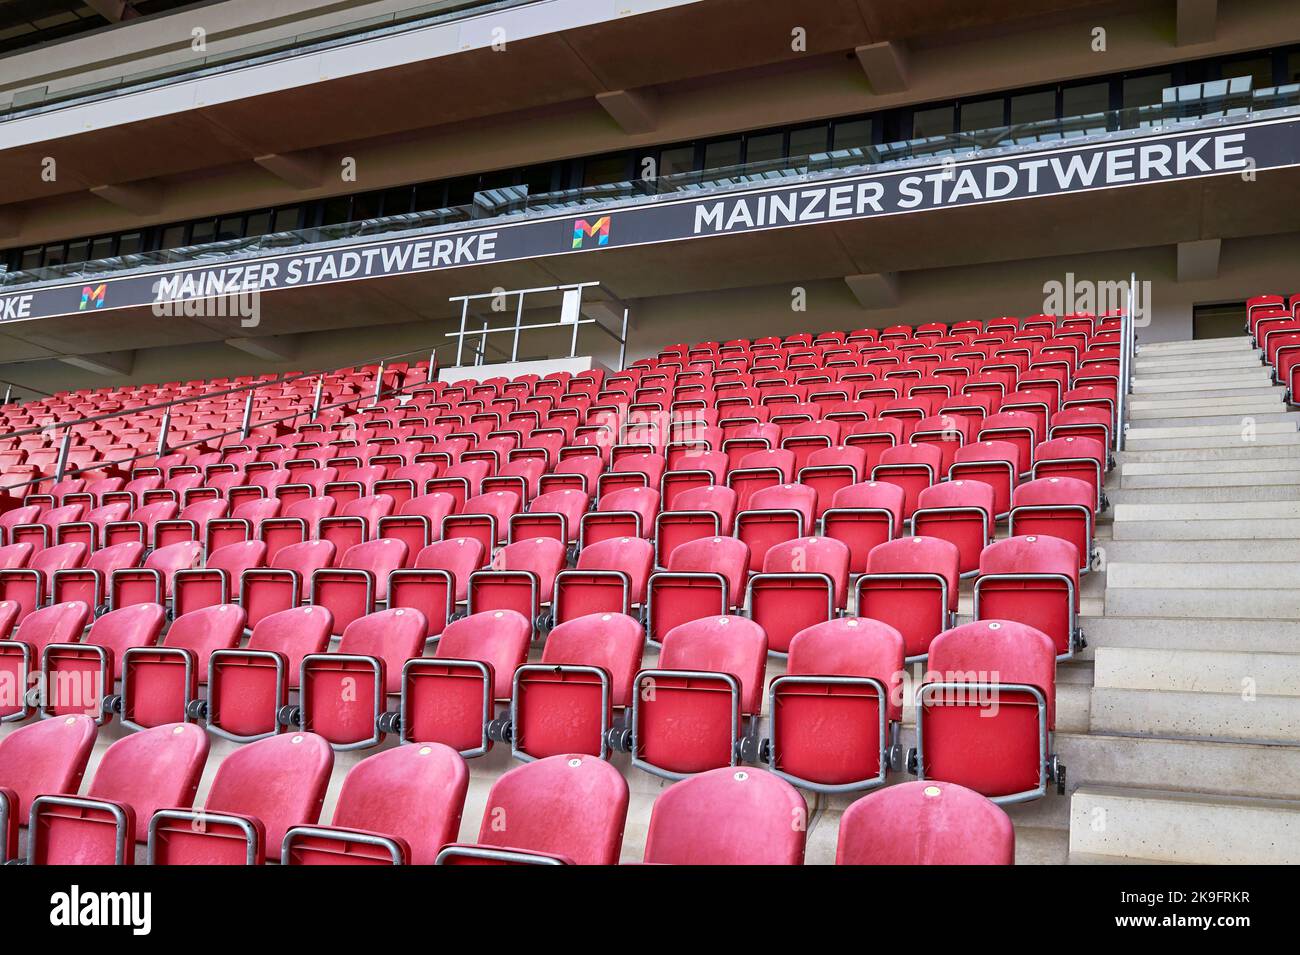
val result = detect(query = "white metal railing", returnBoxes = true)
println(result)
[1115,271,1138,453]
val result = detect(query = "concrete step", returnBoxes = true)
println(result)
[1132,369,1272,387]
[1098,538,1300,563]
[1128,394,1285,412]
[1118,443,1300,464]
[1104,561,1300,619]
[1133,353,1264,374]
[1124,430,1300,452]
[1121,457,1300,478]
[1079,614,1300,657]
[1127,412,1295,429]
[1136,336,1254,356]
[1132,363,1267,382]
[1112,501,1300,540]
[1125,421,1298,440]
[1069,786,1300,864]
[1107,484,1300,504]
[1131,381,1281,400]
[1095,647,1300,696]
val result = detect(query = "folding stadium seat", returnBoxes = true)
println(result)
[819,480,904,576]
[870,442,941,518]
[397,609,531,756]
[733,482,817,573]
[1032,435,1107,510]
[311,538,410,638]
[240,539,336,628]
[49,540,142,612]
[203,497,280,553]
[467,537,567,638]
[436,753,627,865]
[117,604,246,732]
[0,505,41,547]
[855,537,959,661]
[947,441,1016,519]
[628,615,766,778]
[577,485,658,548]
[652,484,737,569]
[385,537,485,641]
[744,536,849,655]
[0,600,93,722]
[0,714,97,863]
[9,503,85,553]
[505,612,644,761]
[0,541,86,623]
[640,765,805,865]
[148,731,333,865]
[910,480,995,577]
[978,410,1040,476]
[441,490,518,556]
[319,493,396,560]
[726,448,795,511]
[758,617,904,793]
[281,743,468,866]
[1049,406,1112,452]
[539,455,605,496]
[798,445,867,518]
[25,722,209,865]
[53,501,128,551]
[508,488,589,547]
[108,539,203,609]
[372,492,456,564]
[38,602,166,724]
[257,495,334,560]
[645,533,749,644]
[171,540,266,617]
[551,536,653,626]
[974,535,1082,658]
[294,607,427,750]
[659,452,728,511]
[908,619,1062,802]
[1010,477,1096,573]
[198,605,333,743]
[0,541,32,570]
[835,779,1015,864]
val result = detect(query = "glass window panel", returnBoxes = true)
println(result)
[320,197,352,226]
[703,139,742,169]
[1222,56,1272,90]
[1123,72,1170,108]
[42,244,65,267]
[381,188,412,216]
[912,106,954,138]
[189,220,216,244]
[658,146,696,177]
[20,248,42,271]
[522,164,556,195]
[745,132,784,163]
[351,191,383,221]
[960,98,1005,132]
[160,225,187,249]
[788,125,829,156]
[1063,82,1110,117]
[89,237,114,260]
[272,206,302,232]
[64,240,89,264]
[216,217,242,241]
[833,119,872,150]
[244,212,272,237]
[117,233,143,256]
[1011,91,1056,125]
[413,184,445,211]
[582,154,629,186]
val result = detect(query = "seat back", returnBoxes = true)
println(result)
[435,608,532,701]
[642,766,805,865]
[337,607,428,694]
[14,601,92,651]
[665,535,749,602]
[84,602,167,678]
[786,617,905,724]
[473,753,628,865]
[415,537,486,599]
[0,714,97,828]
[659,615,767,714]
[540,612,644,708]
[835,780,1015,865]
[87,723,210,843]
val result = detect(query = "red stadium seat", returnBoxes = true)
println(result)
[653,484,737,567]
[870,442,941,518]
[508,612,644,761]
[764,617,904,793]
[910,479,995,577]
[436,753,628,865]
[733,482,817,573]
[949,440,1019,517]
[282,743,468,865]
[240,538,336,628]
[552,536,653,625]
[1032,435,1107,511]
[109,539,202,609]
[855,536,959,661]
[0,714,97,862]
[508,487,589,545]
[744,535,849,654]
[398,609,531,756]
[468,536,567,637]
[0,541,86,623]
[386,537,485,640]
[579,485,659,546]
[798,445,867,518]
[0,601,92,722]
[821,480,905,575]
[642,766,805,865]
[375,492,457,562]
[39,602,166,723]
[974,535,1082,658]
[645,536,749,644]
[910,619,1062,803]
[631,615,766,778]
[172,539,266,616]
[835,780,1015,865]
[311,538,409,637]
[1010,476,1096,573]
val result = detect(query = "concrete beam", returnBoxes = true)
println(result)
[225,335,299,361]
[0,207,21,240]
[1176,0,1217,46]
[1177,238,1222,281]
[84,0,140,22]
[253,150,326,190]
[844,272,900,309]
[854,41,909,95]
[90,181,162,215]
[58,350,136,376]
[595,89,659,135]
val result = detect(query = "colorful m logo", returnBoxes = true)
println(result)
[572,216,611,249]
[79,284,107,310]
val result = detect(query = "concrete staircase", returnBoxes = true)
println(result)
[1064,333,1300,864]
